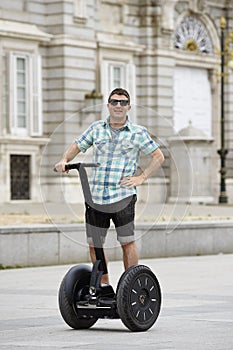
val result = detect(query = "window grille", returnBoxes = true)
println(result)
[10,155,30,200]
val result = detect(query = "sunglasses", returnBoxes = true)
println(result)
[109,99,129,106]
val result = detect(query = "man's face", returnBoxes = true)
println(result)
[107,94,131,121]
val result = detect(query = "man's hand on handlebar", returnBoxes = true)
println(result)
[54,160,69,173]
[54,161,100,173]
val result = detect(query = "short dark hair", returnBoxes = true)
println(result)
[108,88,130,104]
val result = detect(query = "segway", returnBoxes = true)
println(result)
[56,163,162,332]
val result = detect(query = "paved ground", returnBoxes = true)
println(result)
[0,254,232,350]
[1,201,233,225]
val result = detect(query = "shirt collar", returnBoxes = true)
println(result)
[104,116,131,131]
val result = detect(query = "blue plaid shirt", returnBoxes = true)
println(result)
[75,117,159,204]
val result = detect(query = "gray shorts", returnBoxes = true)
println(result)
[85,195,137,246]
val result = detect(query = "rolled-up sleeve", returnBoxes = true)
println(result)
[139,127,160,155]
[75,124,94,153]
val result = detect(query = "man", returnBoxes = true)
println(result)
[55,88,164,284]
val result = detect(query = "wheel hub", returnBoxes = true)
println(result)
[138,288,149,307]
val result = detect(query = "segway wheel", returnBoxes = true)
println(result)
[59,265,98,329]
[116,265,161,332]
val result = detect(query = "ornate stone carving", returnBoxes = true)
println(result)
[197,0,206,12]
[189,0,207,13]
[175,1,189,16]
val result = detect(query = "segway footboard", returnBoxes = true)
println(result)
[76,281,119,320]
[59,265,119,329]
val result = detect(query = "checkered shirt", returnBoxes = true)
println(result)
[75,117,159,204]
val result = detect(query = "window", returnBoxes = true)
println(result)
[10,155,31,200]
[109,64,125,90]
[174,16,213,53]
[9,52,42,137]
[101,59,136,117]
[16,57,28,129]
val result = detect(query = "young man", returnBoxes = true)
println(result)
[55,88,164,284]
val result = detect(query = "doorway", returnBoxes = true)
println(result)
[173,66,212,136]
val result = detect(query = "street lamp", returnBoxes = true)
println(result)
[217,17,233,204]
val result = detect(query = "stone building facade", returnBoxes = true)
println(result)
[0,0,233,205]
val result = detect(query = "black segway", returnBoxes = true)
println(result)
[56,163,162,332]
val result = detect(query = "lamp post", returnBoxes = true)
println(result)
[217,17,233,203]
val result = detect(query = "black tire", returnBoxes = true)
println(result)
[116,265,161,332]
[58,265,98,329]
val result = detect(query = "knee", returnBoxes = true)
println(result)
[121,241,135,252]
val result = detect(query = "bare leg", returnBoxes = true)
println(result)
[89,245,109,284]
[121,241,138,270]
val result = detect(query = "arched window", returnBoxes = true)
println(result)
[174,16,213,54]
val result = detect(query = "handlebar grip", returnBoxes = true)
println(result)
[65,163,80,171]
[53,162,100,172]
[65,162,100,171]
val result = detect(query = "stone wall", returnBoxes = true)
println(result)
[1,221,233,267]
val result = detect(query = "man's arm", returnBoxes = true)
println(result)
[120,148,164,188]
[54,142,81,173]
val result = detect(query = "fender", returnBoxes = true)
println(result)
[63,264,92,303]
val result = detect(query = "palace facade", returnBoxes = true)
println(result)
[0,0,233,205]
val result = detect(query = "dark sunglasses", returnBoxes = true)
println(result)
[109,99,129,106]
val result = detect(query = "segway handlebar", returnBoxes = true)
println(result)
[65,162,100,171]
[53,162,100,207]
[53,162,100,172]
